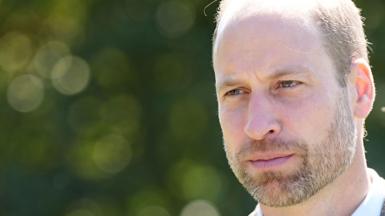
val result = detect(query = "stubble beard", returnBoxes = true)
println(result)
[224,91,357,207]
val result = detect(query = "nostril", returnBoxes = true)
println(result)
[243,120,281,140]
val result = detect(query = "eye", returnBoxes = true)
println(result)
[276,80,303,89]
[225,88,247,97]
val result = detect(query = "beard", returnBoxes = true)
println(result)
[224,90,357,207]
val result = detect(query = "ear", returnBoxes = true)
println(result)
[350,58,375,119]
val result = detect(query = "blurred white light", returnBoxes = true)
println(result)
[0,32,33,72]
[137,205,171,216]
[381,107,385,112]
[156,0,195,38]
[180,200,220,216]
[51,56,90,95]
[33,41,70,78]
[7,74,44,112]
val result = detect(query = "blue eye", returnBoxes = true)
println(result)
[277,80,302,88]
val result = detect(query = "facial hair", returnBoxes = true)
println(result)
[224,90,356,207]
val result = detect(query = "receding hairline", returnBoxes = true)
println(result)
[213,0,335,53]
[213,2,321,61]
[213,0,369,86]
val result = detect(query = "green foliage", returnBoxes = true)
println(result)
[0,0,383,215]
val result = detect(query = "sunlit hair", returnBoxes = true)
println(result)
[213,0,370,86]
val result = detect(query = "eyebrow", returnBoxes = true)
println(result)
[216,66,312,92]
[269,68,310,79]
[216,76,243,92]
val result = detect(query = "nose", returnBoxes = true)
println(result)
[244,95,281,141]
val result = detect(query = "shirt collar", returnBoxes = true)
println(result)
[352,169,385,216]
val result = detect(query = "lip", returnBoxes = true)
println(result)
[248,153,294,170]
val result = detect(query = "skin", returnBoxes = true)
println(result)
[213,7,375,216]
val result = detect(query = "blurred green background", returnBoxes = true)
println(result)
[0,0,383,215]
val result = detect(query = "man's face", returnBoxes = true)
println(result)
[213,13,357,207]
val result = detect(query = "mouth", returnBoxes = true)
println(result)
[248,153,294,170]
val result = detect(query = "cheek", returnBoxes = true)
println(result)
[282,93,335,141]
[219,107,247,148]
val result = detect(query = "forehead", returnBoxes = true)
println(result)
[218,13,321,54]
[212,11,333,83]
[220,15,317,55]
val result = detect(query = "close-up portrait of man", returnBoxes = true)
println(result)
[212,0,385,215]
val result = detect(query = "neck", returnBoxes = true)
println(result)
[260,140,369,216]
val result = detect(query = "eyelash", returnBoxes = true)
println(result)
[224,80,303,97]
[225,89,246,96]
[275,80,303,89]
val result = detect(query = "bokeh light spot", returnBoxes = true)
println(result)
[51,56,91,95]
[68,132,132,180]
[181,165,222,201]
[0,32,33,72]
[92,133,132,174]
[33,41,70,78]
[68,139,102,180]
[169,161,222,201]
[156,0,195,38]
[46,0,88,42]
[180,200,220,216]
[7,74,44,112]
